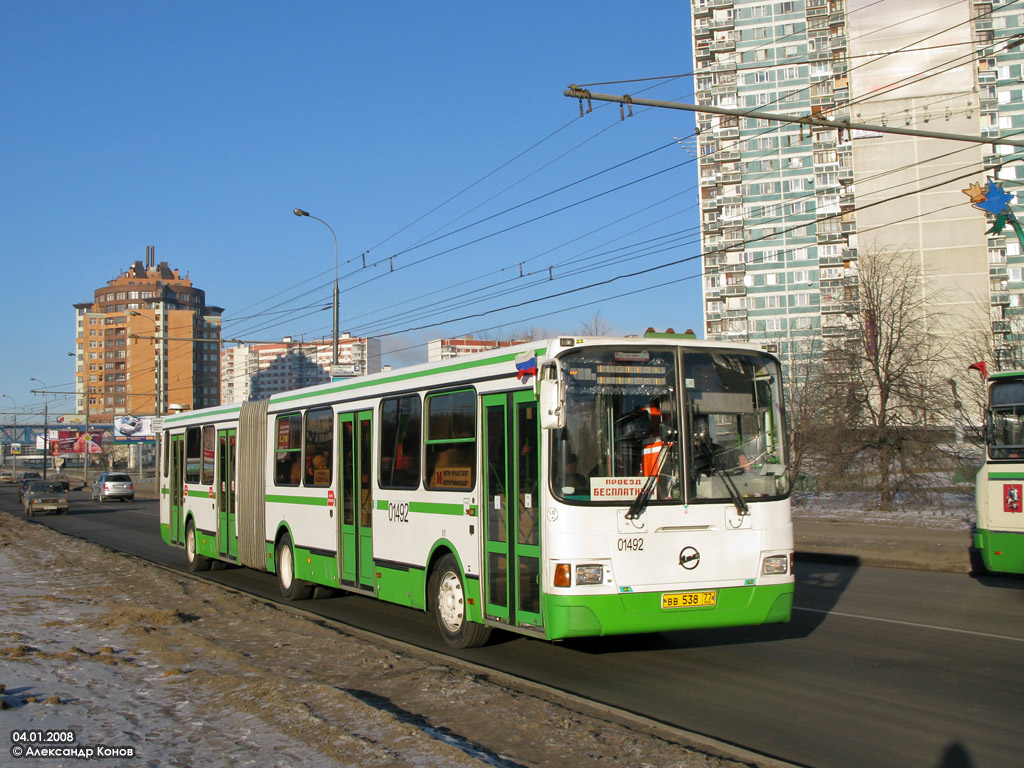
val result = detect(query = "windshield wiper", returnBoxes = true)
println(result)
[695,438,749,516]
[625,435,676,521]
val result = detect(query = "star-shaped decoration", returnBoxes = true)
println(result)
[976,179,1015,215]
[962,181,987,204]
[986,214,1008,235]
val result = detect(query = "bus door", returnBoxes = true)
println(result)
[481,391,542,629]
[338,411,374,590]
[217,429,238,559]
[169,433,185,545]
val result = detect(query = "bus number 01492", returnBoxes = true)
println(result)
[617,537,644,552]
[388,502,410,523]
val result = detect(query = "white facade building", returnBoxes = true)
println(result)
[221,334,382,402]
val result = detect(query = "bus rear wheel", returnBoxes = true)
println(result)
[276,532,313,600]
[431,553,491,649]
[185,520,212,572]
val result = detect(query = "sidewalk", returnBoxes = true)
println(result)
[794,517,971,573]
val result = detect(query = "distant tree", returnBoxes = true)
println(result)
[578,311,613,336]
[775,334,830,486]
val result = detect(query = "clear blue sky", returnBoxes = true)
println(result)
[1,0,699,420]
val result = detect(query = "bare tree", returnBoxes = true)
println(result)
[820,246,956,510]
[578,311,613,336]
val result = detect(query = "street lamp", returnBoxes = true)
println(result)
[130,310,164,416]
[293,208,340,371]
[29,377,49,479]
[1,394,18,474]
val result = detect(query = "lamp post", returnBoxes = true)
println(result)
[130,310,164,416]
[293,208,340,371]
[1,394,17,474]
[29,377,49,479]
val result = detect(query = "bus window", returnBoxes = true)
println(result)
[552,348,681,503]
[162,431,169,478]
[685,351,789,502]
[380,395,421,489]
[989,380,1024,459]
[185,427,202,484]
[274,413,303,486]
[425,390,475,490]
[202,425,215,485]
[304,407,333,487]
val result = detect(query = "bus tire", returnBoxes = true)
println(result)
[430,553,491,649]
[276,532,313,601]
[185,520,212,573]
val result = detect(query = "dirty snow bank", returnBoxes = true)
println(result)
[792,491,973,530]
[0,511,750,768]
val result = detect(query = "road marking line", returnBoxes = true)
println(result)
[794,607,1024,643]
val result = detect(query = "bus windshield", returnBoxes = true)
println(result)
[550,346,789,504]
[551,347,681,503]
[685,350,789,502]
[989,379,1024,459]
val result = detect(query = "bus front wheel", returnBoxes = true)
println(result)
[276,532,313,600]
[430,553,491,649]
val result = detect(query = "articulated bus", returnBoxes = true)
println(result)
[974,370,1024,575]
[158,333,794,647]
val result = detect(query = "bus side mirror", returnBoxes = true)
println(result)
[539,379,565,430]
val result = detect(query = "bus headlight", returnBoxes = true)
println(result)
[761,555,789,576]
[575,565,604,585]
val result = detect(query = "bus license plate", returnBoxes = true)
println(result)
[662,591,717,609]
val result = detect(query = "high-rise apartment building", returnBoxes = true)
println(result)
[692,0,1021,363]
[221,333,382,402]
[73,247,222,419]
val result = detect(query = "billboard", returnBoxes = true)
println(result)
[51,430,104,455]
[113,415,157,442]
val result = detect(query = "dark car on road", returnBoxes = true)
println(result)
[92,472,134,502]
[23,480,69,516]
[51,473,71,491]
[17,471,42,502]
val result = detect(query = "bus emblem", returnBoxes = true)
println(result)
[679,546,701,570]
[1004,484,1022,513]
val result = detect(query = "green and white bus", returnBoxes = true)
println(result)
[974,370,1024,575]
[159,333,794,647]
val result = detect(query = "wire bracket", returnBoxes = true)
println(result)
[571,85,593,117]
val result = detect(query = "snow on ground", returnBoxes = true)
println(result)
[0,511,750,768]
[792,491,974,530]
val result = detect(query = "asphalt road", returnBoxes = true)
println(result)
[4,488,1022,768]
